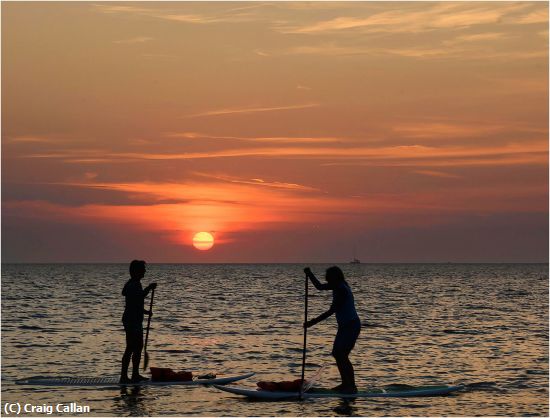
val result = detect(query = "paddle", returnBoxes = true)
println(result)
[302,364,327,392]
[142,287,155,371]
[299,272,309,400]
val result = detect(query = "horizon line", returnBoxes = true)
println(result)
[1,261,548,265]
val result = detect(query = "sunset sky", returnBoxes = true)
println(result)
[2,1,548,263]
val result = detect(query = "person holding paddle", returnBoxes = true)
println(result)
[120,260,157,383]
[303,266,361,394]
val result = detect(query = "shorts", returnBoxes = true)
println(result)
[332,318,361,357]
[123,322,143,351]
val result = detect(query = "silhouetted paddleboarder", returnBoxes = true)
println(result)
[303,266,361,394]
[120,260,157,383]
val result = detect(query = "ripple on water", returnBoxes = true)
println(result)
[1,263,548,416]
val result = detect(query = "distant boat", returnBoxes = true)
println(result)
[350,245,361,264]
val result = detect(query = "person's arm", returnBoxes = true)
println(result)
[142,283,157,314]
[304,306,335,328]
[304,287,345,328]
[143,282,157,297]
[304,267,331,290]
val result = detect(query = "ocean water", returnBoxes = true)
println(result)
[1,263,548,416]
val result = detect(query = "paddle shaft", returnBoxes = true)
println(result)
[143,287,155,370]
[300,274,308,399]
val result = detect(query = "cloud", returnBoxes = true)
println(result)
[141,53,178,59]
[23,139,548,170]
[516,9,549,24]
[6,173,545,254]
[165,132,341,143]
[392,122,511,139]
[21,179,368,245]
[84,172,98,180]
[277,3,534,35]
[94,4,264,25]
[225,3,272,13]
[444,32,509,45]
[385,47,456,58]
[285,44,373,56]
[184,103,321,118]
[280,45,452,59]
[323,153,547,168]
[5,135,61,144]
[191,172,321,192]
[470,50,548,60]
[93,5,153,14]
[413,170,462,179]
[113,36,154,44]
[281,42,546,61]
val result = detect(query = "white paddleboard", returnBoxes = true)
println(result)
[16,372,255,387]
[213,383,464,399]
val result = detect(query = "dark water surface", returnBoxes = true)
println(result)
[2,263,548,416]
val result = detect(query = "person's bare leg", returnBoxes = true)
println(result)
[130,334,147,382]
[332,351,348,390]
[333,352,357,393]
[120,347,132,383]
[340,356,357,390]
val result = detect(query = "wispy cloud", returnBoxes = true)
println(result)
[285,44,373,56]
[385,46,456,58]
[254,49,270,57]
[24,140,548,169]
[93,5,153,14]
[192,172,321,192]
[5,135,61,144]
[113,36,154,44]
[280,43,547,61]
[323,153,547,168]
[141,53,178,59]
[392,122,511,139]
[6,173,545,253]
[165,132,341,143]
[225,3,272,13]
[94,4,263,25]
[26,179,367,243]
[413,170,462,179]
[84,172,98,180]
[516,9,549,24]
[277,3,535,35]
[184,103,320,118]
[444,32,509,46]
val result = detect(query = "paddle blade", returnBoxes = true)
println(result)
[143,350,149,371]
[302,364,327,392]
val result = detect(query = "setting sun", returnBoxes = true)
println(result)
[192,232,214,251]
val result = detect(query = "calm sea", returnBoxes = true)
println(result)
[1,263,548,416]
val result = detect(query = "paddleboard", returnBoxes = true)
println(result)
[213,383,464,399]
[16,372,255,387]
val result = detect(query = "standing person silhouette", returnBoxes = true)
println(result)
[120,260,157,383]
[303,266,361,394]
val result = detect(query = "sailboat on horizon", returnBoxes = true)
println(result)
[350,244,361,264]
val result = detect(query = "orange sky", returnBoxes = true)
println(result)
[2,1,548,262]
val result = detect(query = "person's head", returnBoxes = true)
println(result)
[325,266,345,285]
[129,260,146,280]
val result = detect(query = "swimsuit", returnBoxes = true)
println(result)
[331,282,361,356]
